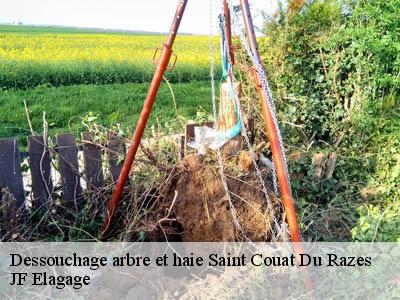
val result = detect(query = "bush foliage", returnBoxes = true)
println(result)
[260,0,399,241]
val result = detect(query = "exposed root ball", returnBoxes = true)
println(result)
[162,154,285,242]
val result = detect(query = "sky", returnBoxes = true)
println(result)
[0,0,278,34]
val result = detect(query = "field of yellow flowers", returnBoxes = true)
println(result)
[0,25,220,89]
[0,25,215,142]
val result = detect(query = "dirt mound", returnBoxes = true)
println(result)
[159,154,285,242]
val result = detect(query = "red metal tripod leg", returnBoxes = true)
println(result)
[239,0,301,243]
[103,0,188,235]
[239,0,314,293]
[223,0,235,65]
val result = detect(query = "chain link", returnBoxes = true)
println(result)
[218,1,285,240]
[209,0,249,240]
[207,0,292,241]
[225,0,292,240]
[234,5,290,191]
[225,0,291,191]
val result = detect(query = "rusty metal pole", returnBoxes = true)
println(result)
[239,0,313,293]
[103,0,188,235]
[238,0,301,242]
[223,0,235,65]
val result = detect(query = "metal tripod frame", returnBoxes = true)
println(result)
[103,0,302,246]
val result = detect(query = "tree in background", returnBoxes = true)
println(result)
[287,0,306,20]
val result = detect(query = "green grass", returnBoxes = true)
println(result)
[0,81,213,145]
[0,25,216,147]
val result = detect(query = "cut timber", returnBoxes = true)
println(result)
[313,152,338,180]
[217,82,241,131]
[313,153,325,181]
[217,82,243,157]
[326,152,338,179]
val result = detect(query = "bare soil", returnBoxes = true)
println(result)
[154,154,285,242]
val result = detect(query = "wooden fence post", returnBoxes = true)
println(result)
[81,132,104,190]
[0,138,25,208]
[28,136,53,210]
[107,132,126,183]
[56,134,83,210]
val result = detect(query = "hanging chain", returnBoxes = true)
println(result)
[219,10,281,240]
[209,0,249,240]
[224,0,293,239]
[239,33,290,187]
[226,0,291,191]
[207,0,292,241]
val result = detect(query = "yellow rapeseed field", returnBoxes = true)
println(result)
[0,34,212,65]
[0,28,220,89]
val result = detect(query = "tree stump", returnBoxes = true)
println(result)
[217,82,243,157]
